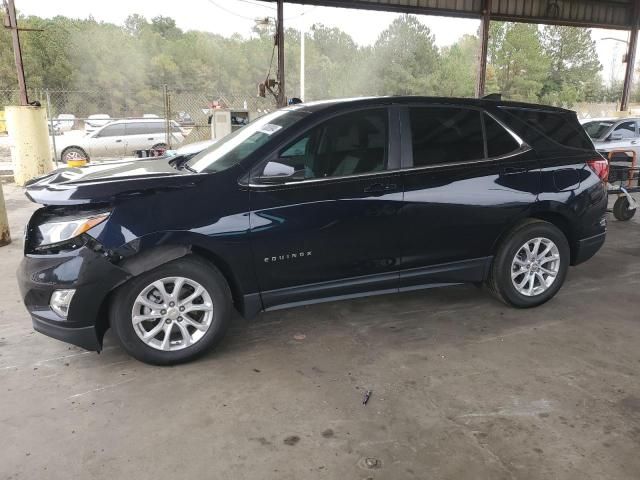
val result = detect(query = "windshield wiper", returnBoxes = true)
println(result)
[182,163,197,173]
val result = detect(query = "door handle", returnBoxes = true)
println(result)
[502,167,526,175]
[115,139,122,143]
[364,183,397,193]
[147,137,155,140]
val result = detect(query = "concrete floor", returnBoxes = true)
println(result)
[1,182,639,480]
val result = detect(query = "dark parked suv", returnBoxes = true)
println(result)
[18,97,608,365]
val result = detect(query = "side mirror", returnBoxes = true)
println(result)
[254,169,306,185]
[609,131,624,141]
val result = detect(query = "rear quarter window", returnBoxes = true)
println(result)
[500,107,593,151]
[484,114,520,157]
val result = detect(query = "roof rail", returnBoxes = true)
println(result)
[482,93,502,101]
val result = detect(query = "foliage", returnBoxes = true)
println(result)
[371,15,439,95]
[0,11,613,109]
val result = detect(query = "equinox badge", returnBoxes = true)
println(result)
[264,251,312,263]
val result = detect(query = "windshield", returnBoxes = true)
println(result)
[187,109,308,173]
[582,120,614,139]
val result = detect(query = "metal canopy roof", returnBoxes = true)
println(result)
[273,0,638,30]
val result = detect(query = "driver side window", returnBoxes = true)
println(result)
[96,124,126,138]
[257,108,388,181]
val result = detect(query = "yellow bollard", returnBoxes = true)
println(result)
[0,182,10,247]
[5,105,53,186]
[66,158,87,168]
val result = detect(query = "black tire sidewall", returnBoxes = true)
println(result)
[613,197,636,221]
[494,222,570,308]
[110,256,232,365]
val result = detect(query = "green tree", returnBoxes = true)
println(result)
[540,25,602,106]
[433,34,479,97]
[488,22,549,101]
[372,14,439,95]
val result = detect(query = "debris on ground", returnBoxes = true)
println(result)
[362,389,372,405]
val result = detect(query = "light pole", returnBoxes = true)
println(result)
[300,28,305,101]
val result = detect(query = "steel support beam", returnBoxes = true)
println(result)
[476,0,491,98]
[265,0,636,30]
[621,0,640,112]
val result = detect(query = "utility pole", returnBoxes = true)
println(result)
[621,1,640,112]
[4,0,28,105]
[475,0,491,98]
[276,0,286,107]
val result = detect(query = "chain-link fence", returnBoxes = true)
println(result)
[0,86,276,146]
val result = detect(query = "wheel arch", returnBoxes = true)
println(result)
[492,209,576,265]
[96,241,254,344]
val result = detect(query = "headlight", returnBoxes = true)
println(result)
[37,212,110,247]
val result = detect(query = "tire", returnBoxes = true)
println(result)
[61,147,89,163]
[613,196,636,221]
[486,219,570,308]
[109,255,232,365]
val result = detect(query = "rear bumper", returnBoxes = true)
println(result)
[572,232,606,265]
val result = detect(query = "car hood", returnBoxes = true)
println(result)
[25,158,205,206]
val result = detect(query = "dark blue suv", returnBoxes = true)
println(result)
[18,97,609,365]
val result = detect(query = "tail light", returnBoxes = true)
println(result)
[587,157,609,182]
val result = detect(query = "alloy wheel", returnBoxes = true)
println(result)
[510,237,560,297]
[64,150,84,161]
[131,276,214,351]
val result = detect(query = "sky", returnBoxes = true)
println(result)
[14,0,632,82]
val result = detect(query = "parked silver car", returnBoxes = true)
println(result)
[57,118,185,162]
[582,117,640,158]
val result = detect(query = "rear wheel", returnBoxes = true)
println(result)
[110,256,232,365]
[151,143,168,156]
[613,196,636,221]
[487,220,569,308]
[61,147,89,163]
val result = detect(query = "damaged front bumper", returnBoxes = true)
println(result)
[17,245,131,351]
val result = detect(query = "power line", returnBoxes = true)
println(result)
[204,0,263,21]
[205,0,317,23]
[285,5,318,20]
[235,0,275,9]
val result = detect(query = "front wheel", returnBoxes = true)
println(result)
[110,256,232,365]
[487,220,570,308]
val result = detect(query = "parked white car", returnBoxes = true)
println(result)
[84,114,112,133]
[582,117,640,159]
[56,118,185,162]
[53,114,76,132]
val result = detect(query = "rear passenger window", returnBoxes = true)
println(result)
[146,122,165,134]
[484,114,520,157]
[409,107,484,166]
[123,123,146,136]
